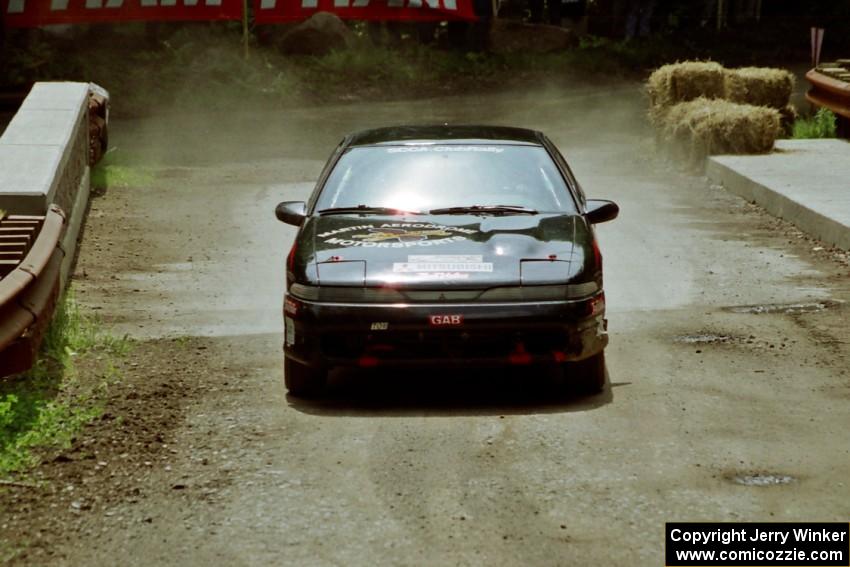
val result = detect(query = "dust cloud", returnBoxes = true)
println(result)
[111,81,651,171]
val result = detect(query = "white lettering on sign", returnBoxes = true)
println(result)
[429,314,464,326]
[256,0,456,9]
[6,0,223,11]
[408,0,439,8]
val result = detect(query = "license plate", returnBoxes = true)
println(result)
[285,316,296,346]
[429,314,464,326]
[394,262,492,273]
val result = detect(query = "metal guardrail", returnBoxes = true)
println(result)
[0,206,66,376]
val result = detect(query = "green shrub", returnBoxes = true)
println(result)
[792,108,838,139]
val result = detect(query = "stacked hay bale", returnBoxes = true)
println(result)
[724,67,797,133]
[647,61,727,126]
[647,62,793,167]
[660,98,781,165]
[724,67,795,108]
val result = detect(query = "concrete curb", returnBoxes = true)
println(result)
[706,139,850,251]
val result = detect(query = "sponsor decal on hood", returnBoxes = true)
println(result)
[318,223,477,248]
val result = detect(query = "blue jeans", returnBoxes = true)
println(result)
[625,0,656,38]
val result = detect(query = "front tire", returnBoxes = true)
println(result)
[284,357,327,397]
[562,352,606,395]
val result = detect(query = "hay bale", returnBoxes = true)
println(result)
[724,67,795,109]
[779,104,798,136]
[647,61,727,127]
[660,98,781,166]
[646,64,677,112]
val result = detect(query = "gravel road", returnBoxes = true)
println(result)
[5,86,849,566]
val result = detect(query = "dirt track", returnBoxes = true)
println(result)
[3,86,849,565]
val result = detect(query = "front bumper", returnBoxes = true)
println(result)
[283,294,608,369]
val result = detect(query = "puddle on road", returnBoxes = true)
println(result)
[730,473,797,487]
[674,333,738,345]
[727,300,840,315]
[156,168,192,179]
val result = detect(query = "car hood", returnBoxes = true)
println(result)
[295,213,592,289]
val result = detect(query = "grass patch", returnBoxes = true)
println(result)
[792,108,838,139]
[0,539,28,563]
[90,150,155,190]
[0,291,129,477]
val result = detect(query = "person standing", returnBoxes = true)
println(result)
[625,0,656,38]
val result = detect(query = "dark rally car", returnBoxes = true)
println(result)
[275,125,619,396]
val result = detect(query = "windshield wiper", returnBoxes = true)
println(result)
[317,205,423,216]
[429,205,539,215]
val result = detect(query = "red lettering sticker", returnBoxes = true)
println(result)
[429,314,464,326]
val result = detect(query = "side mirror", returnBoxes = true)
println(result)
[275,201,307,227]
[585,199,619,224]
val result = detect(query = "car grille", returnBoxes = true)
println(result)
[320,329,576,360]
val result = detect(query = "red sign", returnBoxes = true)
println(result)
[1,0,242,28]
[254,0,477,23]
[429,314,464,326]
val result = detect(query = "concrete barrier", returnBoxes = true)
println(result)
[0,82,96,289]
[707,139,850,251]
[0,82,103,376]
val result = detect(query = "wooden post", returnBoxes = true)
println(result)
[242,0,249,59]
[717,0,725,31]
[755,0,762,23]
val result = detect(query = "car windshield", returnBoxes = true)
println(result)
[314,145,576,214]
